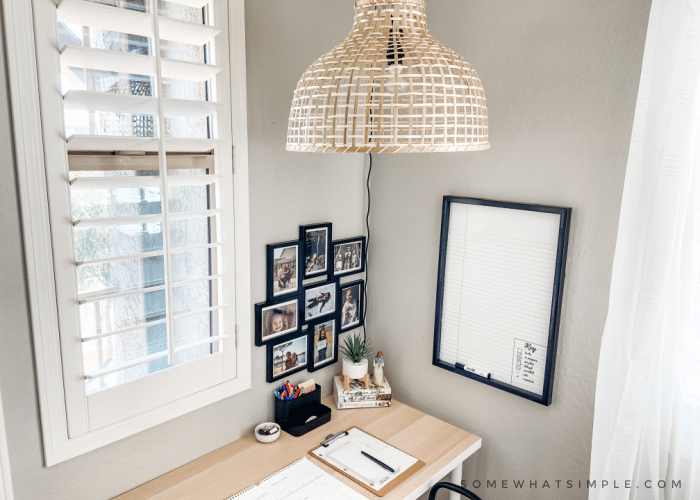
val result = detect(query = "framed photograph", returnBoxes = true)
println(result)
[300,223,332,280]
[255,298,300,347]
[267,333,308,383]
[304,281,337,323]
[331,236,366,278]
[308,318,338,372]
[339,279,364,332]
[266,240,300,301]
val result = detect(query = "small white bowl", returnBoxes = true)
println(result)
[255,422,281,443]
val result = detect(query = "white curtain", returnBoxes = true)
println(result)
[588,0,700,499]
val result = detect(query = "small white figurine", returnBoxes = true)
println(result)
[373,351,385,385]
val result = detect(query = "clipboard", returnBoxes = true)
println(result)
[309,427,425,497]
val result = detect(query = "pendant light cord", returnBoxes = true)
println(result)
[363,153,372,343]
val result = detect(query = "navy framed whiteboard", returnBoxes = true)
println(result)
[432,196,571,406]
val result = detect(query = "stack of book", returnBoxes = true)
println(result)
[333,375,392,409]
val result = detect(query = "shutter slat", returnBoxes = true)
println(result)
[57,0,152,38]
[76,242,223,267]
[163,98,223,118]
[78,273,225,305]
[61,45,155,77]
[73,213,162,228]
[66,135,223,152]
[76,249,165,267]
[167,0,211,9]
[161,59,221,83]
[61,46,220,83]
[73,209,221,228]
[81,318,168,343]
[63,90,222,118]
[159,17,220,46]
[57,0,220,46]
[81,303,228,343]
[63,90,158,115]
[70,174,221,190]
[78,284,167,305]
[169,208,224,221]
[70,176,161,189]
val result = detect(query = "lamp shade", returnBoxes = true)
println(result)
[286,0,489,153]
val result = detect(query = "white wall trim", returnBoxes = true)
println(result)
[0,387,14,500]
[4,0,252,466]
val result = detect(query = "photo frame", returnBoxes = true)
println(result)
[331,236,366,278]
[339,279,364,332]
[300,223,332,281]
[267,333,309,383]
[307,317,339,372]
[303,280,338,324]
[266,240,301,301]
[255,297,301,347]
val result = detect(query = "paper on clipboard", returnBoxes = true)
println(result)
[312,428,419,492]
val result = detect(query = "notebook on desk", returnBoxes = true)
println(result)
[310,427,425,496]
[227,457,364,500]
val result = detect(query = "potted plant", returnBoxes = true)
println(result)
[341,332,372,379]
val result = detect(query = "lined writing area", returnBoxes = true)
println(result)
[439,203,561,397]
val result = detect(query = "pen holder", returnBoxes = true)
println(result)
[274,384,331,437]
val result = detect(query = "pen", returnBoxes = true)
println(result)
[361,451,395,474]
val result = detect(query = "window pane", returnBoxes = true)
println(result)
[170,216,217,249]
[174,310,214,348]
[74,222,164,263]
[172,247,217,283]
[77,256,165,297]
[71,186,162,222]
[172,278,220,316]
[158,1,201,22]
[79,290,166,339]
[83,323,167,395]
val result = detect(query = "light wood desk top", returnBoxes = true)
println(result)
[114,396,481,500]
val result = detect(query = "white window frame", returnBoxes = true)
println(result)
[2,0,251,466]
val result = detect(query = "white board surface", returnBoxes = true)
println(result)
[438,203,562,398]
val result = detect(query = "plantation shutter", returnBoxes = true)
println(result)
[51,0,237,431]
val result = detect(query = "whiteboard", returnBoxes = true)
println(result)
[433,197,571,406]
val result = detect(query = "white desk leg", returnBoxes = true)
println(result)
[449,464,463,500]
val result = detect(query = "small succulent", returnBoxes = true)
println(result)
[341,332,372,364]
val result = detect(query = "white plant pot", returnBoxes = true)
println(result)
[343,358,368,380]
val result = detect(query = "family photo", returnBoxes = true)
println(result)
[272,336,307,377]
[333,240,363,276]
[312,320,335,368]
[260,300,298,343]
[341,283,361,329]
[271,245,298,297]
[304,227,328,276]
[305,283,336,321]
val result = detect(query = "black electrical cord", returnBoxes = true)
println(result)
[362,153,372,342]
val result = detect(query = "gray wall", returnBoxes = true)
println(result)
[0,0,651,499]
[368,2,650,500]
[0,1,363,499]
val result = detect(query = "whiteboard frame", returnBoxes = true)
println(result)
[432,196,572,406]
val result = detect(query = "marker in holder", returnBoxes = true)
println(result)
[455,363,491,379]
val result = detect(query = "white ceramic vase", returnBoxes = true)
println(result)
[342,358,368,379]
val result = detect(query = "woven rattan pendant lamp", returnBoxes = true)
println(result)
[286,0,489,153]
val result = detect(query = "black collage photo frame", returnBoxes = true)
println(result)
[256,222,368,382]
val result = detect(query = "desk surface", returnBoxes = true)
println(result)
[114,396,481,500]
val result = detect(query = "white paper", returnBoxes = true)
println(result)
[228,458,364,500]
[312,428,418,492]
[439,203,560,397]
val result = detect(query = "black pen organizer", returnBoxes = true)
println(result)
[274,384,331,437]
